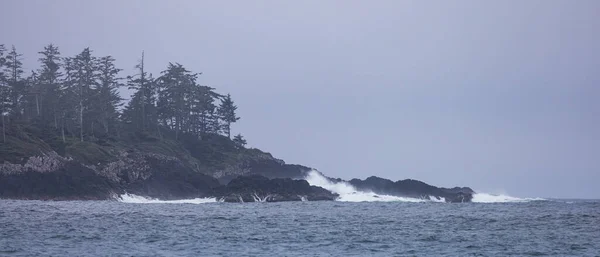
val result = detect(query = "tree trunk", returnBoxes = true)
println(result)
[141,51,146,132]
[35,94,40,116]
[226,122,231,139]
[79,98,83,142]
[53,109,57,128]
[61,114,65,143]
[2,114,5,143]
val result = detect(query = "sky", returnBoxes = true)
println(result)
[1,0,599,199]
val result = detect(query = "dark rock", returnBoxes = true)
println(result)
[347,176,474,203]
[121,154,220,200]
[215,159,312,184]
[214,175,337,202]
[0,162,120,200]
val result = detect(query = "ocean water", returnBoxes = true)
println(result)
[1,171,599,256]
[1,197,599,256]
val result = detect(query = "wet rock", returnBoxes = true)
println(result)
[347,176,474,203]
[214,175,337,202]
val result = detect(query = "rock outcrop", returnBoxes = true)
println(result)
[213,175,337,202]
[0,129,475,203]
[0,151,475,202]
[347,176,474,203]
[0,151,220,200]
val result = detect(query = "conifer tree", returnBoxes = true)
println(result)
[64,48,98,141]
[95,55,123,136]
[0,45,7,142]
[125,52,156,132]
[218,93,239,138]
[0,43,246,145]
[36,44,62,126]
[4,46,25,118]
[233,133,247,149]
[156,63,197,139]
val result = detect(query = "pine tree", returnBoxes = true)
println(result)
[23,70,40,120]
[95,55,123,136]
[125,52,157,133]
[36,44,62,127]
[0,45,7,142]
[156,63,197,139]
[218,93,239,138]
[190,84,221,136]
[233,133,247,149]
[4,45,25,118]
[207,109,222,135]
[0,44,246,145]
[64,48,98,141]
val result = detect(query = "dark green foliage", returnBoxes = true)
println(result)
[34,44,62,125]
[0,44,8,143]
[63,48,98,142]
[123,51,157,133]
[3,46,26,119]
[155,62,223,139]
[94,55,123,136]
[0,43,247,169]
[218,93,239,138]
[233,133,247,149]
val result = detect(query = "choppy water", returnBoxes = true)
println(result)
[1,199,599,256]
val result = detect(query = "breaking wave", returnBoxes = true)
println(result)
[305,170,426,202]
[472,193,545,203]
[117,193,217,204]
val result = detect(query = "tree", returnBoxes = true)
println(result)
[156,63,197,139]
[0,44,7,142]
[36,44,62,126]
[218,93,239,138]
[125,51,157,132]
[63,48,98,141]
[0,44,246,146]
[3,45,25,118]
[233,134,247,149]
[206,109,222,135]
[190,84,221,136]
[95,55,123,136]
[23,70,40,120]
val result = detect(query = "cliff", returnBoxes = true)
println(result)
[0,123,473,202]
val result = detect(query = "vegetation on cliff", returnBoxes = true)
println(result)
[0,44,245,155]
[0,44,313,198]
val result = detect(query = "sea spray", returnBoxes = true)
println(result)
[471,193,545,203]
[117,193,217,204]
[429,196,446,203]
[304,170,425,202]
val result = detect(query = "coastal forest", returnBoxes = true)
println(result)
[0,44,249,165]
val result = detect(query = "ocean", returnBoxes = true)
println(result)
[1,173,598,256]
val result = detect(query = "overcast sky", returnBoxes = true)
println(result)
[1,0,599,198]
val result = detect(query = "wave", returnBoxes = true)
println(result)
[305,170,426,202]
[429,196,446,203]
[117,193,217,204]
[471,193,545,203]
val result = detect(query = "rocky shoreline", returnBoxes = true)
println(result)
[0,151,474,203]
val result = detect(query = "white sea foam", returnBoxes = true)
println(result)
[305,170,426,202]
[429,196,446,203]
[471,193,545,203]
[117,193,216,204]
